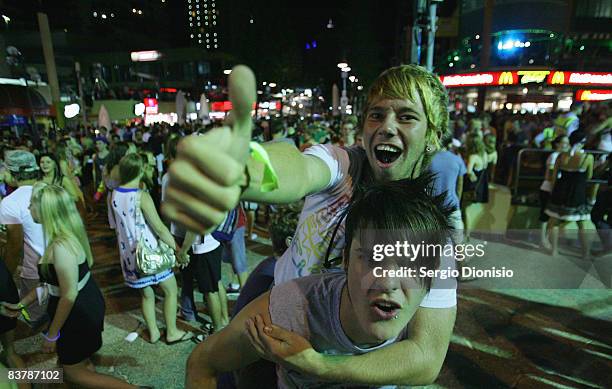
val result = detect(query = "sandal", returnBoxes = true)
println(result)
[166,331,194,345]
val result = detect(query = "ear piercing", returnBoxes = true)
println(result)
[393,314,399,319]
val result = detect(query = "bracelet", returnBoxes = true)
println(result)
[249,142,279,192]
[42,330,61,342]
[17,303,30,322]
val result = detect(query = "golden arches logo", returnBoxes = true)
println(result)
[579,90,591,101]
[550,71,565,85]
[498,72,514,85]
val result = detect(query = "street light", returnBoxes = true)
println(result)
[341,66,351,72]
[223,69,231,74]
[268,82,277,88]
[348,75,356,82]
[337,62,348,69]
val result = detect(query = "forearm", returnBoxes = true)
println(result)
[181,232,197,256]
[241,142,316,204]
[46,295,76,337]
[311,340,440,386]
[18,288,39,307]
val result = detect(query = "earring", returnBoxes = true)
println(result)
[425,145,433,153]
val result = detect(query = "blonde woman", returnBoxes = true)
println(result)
[1,183,145,388]
[112,154,191,344]
[461,132,489,241]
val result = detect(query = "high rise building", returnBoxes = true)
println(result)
[187,0,219,49]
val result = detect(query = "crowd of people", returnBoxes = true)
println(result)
[0,63,609,388]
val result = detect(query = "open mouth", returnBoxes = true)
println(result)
[374,144,402,165]
[370,299,401,320]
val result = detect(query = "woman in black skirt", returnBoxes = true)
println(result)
[1,183,147,389]
[545,131,595,258]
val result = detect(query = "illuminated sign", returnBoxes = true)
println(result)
[498,72,515,85]
[130,50,162,62]
[497,39,531,51]
[160,87,177,93]
[211,101,258,112]
[143,98,158,114]
[567,72,612,85]
[576,90,612,101]
[134,103,145,116]
[517,70,550,84]
[547,71,612,86]
[441,73,496,87]
[63,103,80,119]
[211,101,233,112]
[441,70,612,88]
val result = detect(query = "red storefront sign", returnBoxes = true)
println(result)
[440,70,612,88]
[548,71,612,86]
[576,89,612,101]
[143,98,158,114]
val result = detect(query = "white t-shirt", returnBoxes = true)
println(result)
[0,186,45,279]
[274,145,457,309]
[160,173,220,254]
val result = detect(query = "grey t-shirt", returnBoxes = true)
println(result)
[269,272,408,388]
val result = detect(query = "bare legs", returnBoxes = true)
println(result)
[548,218,590,258]
[139,276,187,343]
[63,359,138,389]
[0,331,30,389]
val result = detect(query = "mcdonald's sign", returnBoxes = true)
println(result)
[497,71,516,85]
[548,71,566,85]
[576,90,612,101]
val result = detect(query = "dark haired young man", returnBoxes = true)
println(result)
[187,176,452,388]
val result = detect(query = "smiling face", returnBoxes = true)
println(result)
[363,97,429,182]
[39,156,56,175]
[344,236,427,345]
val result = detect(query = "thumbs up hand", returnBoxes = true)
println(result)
[163,65,256,233]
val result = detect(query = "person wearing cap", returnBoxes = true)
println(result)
[0,150,48,327]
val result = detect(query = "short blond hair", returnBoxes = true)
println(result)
[364,65,449,149]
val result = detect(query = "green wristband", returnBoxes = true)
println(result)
[249,142,279,192]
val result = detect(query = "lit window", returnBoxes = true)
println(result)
[213,21,216,25]
[214,44,218,48]
[198,33,202,37]
[190,34,194,38]
[93,11,97,17]
[214,32,217,36]
[213,15,216,19]
[207,45,210,49]
[199,40,202,43]
[206,33,209,36]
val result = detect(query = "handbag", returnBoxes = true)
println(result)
[134,191,176,275]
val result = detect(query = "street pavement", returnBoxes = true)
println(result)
[8,210,612,389]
